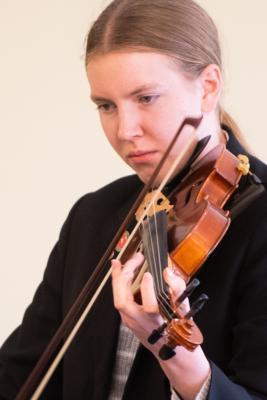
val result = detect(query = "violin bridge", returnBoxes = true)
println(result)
[135,190,173,221]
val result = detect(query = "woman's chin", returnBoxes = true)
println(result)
[137,172,163,188]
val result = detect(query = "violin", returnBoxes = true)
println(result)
[130,142,249,358]
[15,116,250,399]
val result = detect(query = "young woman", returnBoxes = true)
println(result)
[1,1,267,399]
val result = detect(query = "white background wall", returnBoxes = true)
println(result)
[1,0,267,344]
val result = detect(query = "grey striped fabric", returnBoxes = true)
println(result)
[108,324,139,400]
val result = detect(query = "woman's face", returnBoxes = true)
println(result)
[87,51,206,185]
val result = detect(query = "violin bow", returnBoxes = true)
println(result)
[15,115,202,400]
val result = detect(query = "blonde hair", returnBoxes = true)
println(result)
[86,0,247,146]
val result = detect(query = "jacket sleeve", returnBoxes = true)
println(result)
[208,216,267,400]
[0,197,85,400]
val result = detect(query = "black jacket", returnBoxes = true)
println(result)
[1,132,267,399]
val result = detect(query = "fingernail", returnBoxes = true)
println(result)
[134,252,144,261]
[166,267,175,276]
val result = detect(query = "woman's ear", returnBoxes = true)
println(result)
[200,64,223,113]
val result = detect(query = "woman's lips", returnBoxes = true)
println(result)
[127,150,158,164]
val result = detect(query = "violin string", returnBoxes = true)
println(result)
[145,203,173,320]
[141,212,162,315]
[148,205,166,307]
[141,200,162,302]
[141,217,171,318]
[152,207,167,299]
[153,211,174,320]
[149,201,161,298]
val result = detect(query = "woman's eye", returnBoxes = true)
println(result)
[139,95,159,104]
[97,103,115,113]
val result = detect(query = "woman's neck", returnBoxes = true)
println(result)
[196,112,226,161]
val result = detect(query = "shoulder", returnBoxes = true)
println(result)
[62,174,143,232]
[76,174,142,214]
[86,174,142,203]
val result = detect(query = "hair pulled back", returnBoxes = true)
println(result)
[86,0,245,144]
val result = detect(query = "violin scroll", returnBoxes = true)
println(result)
[148,278,208,360]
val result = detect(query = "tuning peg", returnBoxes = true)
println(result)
[185,293,209,319]
[147,322,167,344]
[159,344,176,360]
[176,278,200,304]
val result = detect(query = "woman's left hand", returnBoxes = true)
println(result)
[111,252,187,352]
[111,252,211,400]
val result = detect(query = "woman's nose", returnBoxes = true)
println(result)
[117,109,143,140]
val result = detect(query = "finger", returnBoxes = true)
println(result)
[140,272,159,314]
[163,267,186,302]
[121,252,144,283]
[111,260,132,311]
[111,253,144,314]
[111,258,122,279]
[111,252,144,284]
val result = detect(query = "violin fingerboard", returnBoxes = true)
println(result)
[142,211,174,319]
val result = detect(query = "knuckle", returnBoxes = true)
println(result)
[143,304,159,314]
[113,299,124,311]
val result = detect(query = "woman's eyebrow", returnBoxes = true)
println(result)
[90,94,111,103]
[128,83,163,96]
[91,83,163,103]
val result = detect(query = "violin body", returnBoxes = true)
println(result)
[168,144,244,281]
